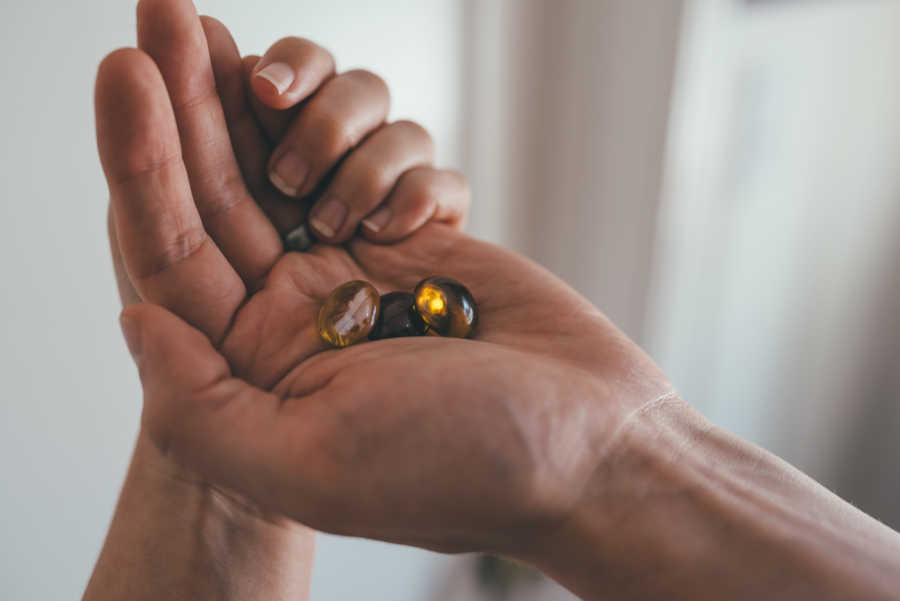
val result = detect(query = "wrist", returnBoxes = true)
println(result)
[526,398,900,601]
[520,395,701,598]
[83,431,314,601]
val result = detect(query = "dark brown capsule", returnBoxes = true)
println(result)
[369,292,427,340]
[317,280,380,348]
[413,276,478,338]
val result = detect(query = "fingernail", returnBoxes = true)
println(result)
[310,197,348,238]
[270,151,309,197]
[362,206,392,233]
[119,314,142,360]
[256,62,295,96]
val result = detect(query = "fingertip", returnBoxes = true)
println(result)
[198,13,225,33]
[95,47,177,179]
[137,0,200,46]
[95,48,161,120]
[95,47,154,93]
[249,37,335,110]
[253,61,296,99]
[96,47,135,112]
[242,54,261,77]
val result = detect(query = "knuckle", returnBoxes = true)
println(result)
[343,69,390,102]
[392,120,434,158]
[274,35,317,52]
[393,119,430,140]
[344,68,387,91]
[270,37,335,71]
[308,113,357,159]
[405,176,439,211]
[351,162,390,203]
[449,169,472,208]
[458,186,472,215]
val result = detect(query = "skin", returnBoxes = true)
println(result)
[87,1,900,600]
[86,1,466,599]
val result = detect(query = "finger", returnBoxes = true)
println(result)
[243,55,295,142]
[360,167,470,242]
[250,36,335,110]
[137,0,282,288]
[201,17,305,234]
[267,69,390,199]
[96,48,245,341]
[107,203,141,306]
[309,120,434,243]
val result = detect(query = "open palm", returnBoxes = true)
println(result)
[100,0,673,557]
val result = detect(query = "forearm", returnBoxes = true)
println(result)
[83,433,314,601]
[534,399,900,601]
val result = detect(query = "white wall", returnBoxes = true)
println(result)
[462,0,684,341]
[646,0,900,527]
[0,1,462,599]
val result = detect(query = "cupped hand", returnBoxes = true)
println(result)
[125,222,674,556]
[101,0,675,560]
[100,0,468,564]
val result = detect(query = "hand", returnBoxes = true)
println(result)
[109,1,469,308]
[123,219,675,552]
[91,0,469,598]
[101,5,675,557]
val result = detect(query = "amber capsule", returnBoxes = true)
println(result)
[317,280,380,348]
[413,276,478,338]
[369,292,427,340]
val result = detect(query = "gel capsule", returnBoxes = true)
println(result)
[413,276,478,338]
[317,280,380,348]
[369,292,427,340]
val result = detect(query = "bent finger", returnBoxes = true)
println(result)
[308,120,433,242]
[267,69,390,199]
[251,36,336,110]
[243,55,296,142]
[361,167,470,243]
[202,17,305,235]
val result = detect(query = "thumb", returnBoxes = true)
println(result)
[119,303,231,413]
[117,303,301,513]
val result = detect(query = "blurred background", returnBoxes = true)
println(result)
[2,0,899,599]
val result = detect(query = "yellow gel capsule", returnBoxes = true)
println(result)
[317,280,380,348]
[413,276,478,338]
